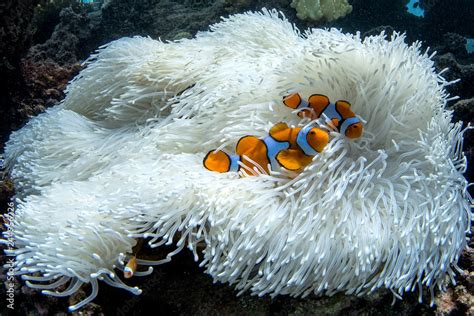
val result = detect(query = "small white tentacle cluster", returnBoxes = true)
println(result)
[2,9,471,311]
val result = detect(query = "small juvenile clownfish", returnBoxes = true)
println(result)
[283,93,363,139]
[124,256,137,279]
[203,122,329,175]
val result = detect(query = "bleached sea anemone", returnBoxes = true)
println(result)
[2,9,471,311]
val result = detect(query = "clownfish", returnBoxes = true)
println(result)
[283,93,363,139]
[124,256,137,279]
[203,122,329,175]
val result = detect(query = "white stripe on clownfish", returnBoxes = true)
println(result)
[320,103,342,124]
[296,124,318,156]
[229,155,240,172]
[340,117,361,136]
[262,136,290,170]
[296,98,309,110]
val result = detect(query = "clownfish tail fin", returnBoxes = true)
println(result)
[204,150,239,173]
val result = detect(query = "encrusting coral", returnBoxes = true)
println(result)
[2,9,472,311]
[290,0,352,22]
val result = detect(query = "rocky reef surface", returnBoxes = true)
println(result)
[0,0,472,314]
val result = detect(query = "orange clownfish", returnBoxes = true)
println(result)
[203,122,329,175]
[124,256,137,279]
[283,93,363,139]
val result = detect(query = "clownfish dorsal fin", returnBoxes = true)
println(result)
[335,100,355,119]
[236,135,260,156]
[308,94,330,118]
[336,100,351,107]
[283,92,302,109]
[269,122,289,137]
[276,149,310,171]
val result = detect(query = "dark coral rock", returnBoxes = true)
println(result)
[223,0,253,13]
[29,6,101,65]
[0,0,40,149]
[450,98,474,125]
[99,0,227,41]
[0,173,14,216]
[0,7,39,310]
[19,58,82,116]
[31,0,85,45]
[99,0,294,42]
[434,53,474,100]
[0,3,96,150]
[432,33,469,60]
[435,244,474,316]
[3,5,96,136]
[0,0,39,69]
[450,98,474,185]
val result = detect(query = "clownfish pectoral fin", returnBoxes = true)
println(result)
[308,94,330,118]
[297,108,314,119]
[203,150,232,173]
[236,135,261,156]
[330,118,340,128]
[283,92,302,109]
[269,122,289,137]
[276,149,309,171]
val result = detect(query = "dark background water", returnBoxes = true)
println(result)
[0,1,473,315]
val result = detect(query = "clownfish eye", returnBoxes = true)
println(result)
[310,131,315,135]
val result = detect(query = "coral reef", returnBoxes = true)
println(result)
[0,0,40,147]
[30,0,84,45]
[16,6,94,117]
[450,98,474,183]
[0,5,40,311]
[435,241,474,315]
[290,0,352,22]
[4,10,471,312]
[432,33,470,59]
[0,3,97,148]
[434,53,474,101]
[99,0,228,41]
